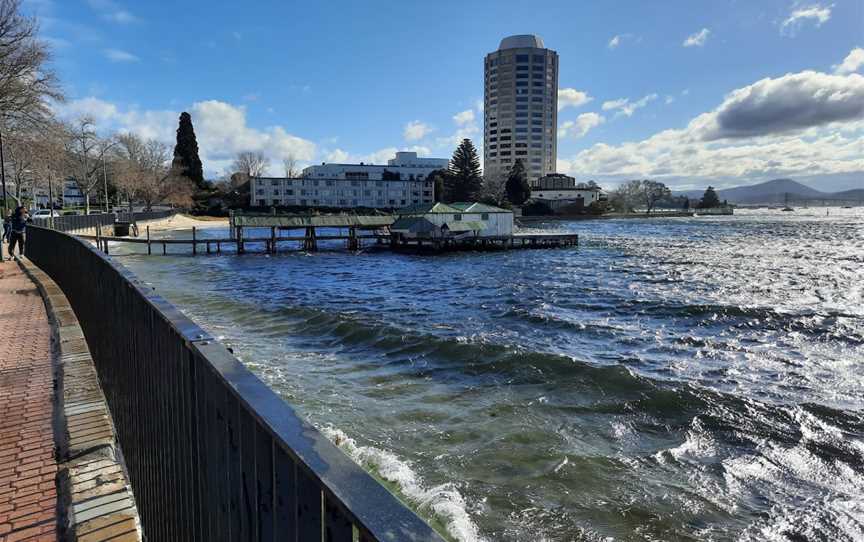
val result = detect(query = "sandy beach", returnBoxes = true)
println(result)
[140,213,228,232]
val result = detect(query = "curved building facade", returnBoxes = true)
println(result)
[484,34,558,185]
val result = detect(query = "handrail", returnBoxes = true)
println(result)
[24,225,443,542]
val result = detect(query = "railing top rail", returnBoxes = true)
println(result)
[26,224,444,541]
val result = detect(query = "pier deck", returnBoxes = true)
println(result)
[81,226,579,256]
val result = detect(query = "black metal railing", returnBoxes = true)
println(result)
[31,212,116,233]
[31,209,177,233]
[26,225,443,542]
[117,209,177,224]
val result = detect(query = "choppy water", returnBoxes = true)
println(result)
[117,208,864,541]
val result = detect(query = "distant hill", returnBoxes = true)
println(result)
[675,178,864,204]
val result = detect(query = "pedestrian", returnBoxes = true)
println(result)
[7,205,28,259]
[2,211,10,243]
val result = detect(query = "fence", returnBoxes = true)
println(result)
[25,225,443,542]
[31,209,177,234]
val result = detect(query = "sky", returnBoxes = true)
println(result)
[24,0,864,191]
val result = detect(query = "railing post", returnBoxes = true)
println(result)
[147,226,151,255]
[192,226,197,256]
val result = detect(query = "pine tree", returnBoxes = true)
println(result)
[447,138,483,202]
[505,159,531,205]
[172,112,205,189]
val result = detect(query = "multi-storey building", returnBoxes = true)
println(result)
[301,151,448,181]
[251,151,444,209]
[484,34,558,186]
[251,177,434,209]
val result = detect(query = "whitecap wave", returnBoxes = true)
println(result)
[320,425,485,542]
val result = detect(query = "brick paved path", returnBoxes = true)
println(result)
[0,260,58,542]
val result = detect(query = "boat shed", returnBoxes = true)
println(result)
[391,202,513,239]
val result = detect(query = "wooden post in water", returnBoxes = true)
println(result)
[146,226,151,255]
[192,226,197,256]
[162,241,167,255]
[270,226,276,254]
[237,226,244,254]
[216,240,221,254]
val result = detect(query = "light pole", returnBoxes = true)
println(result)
[100,140,119,213]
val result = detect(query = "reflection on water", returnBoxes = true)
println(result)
[118,208,864,541]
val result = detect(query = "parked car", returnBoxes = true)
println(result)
[31,209,60,218]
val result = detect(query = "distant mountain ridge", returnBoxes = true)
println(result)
[675,178,864,204]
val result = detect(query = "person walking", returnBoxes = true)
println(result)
[2,211,10,242]
[7,205,28,259]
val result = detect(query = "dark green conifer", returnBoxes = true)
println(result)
[172,112,205,188]
[447,139,483,202]
[505,159,531,205]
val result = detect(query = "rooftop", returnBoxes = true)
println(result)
[499,34,545,50]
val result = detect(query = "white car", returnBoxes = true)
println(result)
[31,209,60,218]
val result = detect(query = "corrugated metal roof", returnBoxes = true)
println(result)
[444,221,485,232]
[391,217,438,233]
[396,202,461,215]
[450,202,511,213]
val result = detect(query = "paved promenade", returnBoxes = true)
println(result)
[0,260,58,542]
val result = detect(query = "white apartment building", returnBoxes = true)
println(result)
[302,151,448,181]
[251,177,434,208]
[484,35,559,185]
[252,152,446,209]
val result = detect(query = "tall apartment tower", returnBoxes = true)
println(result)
[484,34,558,186]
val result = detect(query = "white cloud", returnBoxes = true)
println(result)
[558,88,593,111]
[665,95,675,105]
[403,120,433,141]
[436,108,480,149]
[55,97,316,177]
[103,48,139,63]
[601,93,657,117]
[325,149,349,163]
[834,47,864,75]
[607,33,639,49]
[323,147,414,165]
[683,28,710,47]
[557,70,864,188]
[557,112,605,139]
[781,3,832,35]
[87,0,139,23]
[453,109,475,126]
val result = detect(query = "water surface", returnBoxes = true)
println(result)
[117,208,864,541]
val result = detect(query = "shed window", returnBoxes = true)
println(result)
[454,214,462,221]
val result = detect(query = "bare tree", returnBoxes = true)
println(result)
[114,133,177,211]
[29,121,68,221]
[231,151,269,181]
[0,0,63,128]
[283,154,298,178]
[479,173,507,206]
[63,116,106,213]
[3,127,38,201]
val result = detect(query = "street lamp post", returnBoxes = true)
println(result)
[101,140,119,213]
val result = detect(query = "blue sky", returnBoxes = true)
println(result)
[27,0,864,190]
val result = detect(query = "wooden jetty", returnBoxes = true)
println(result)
[82,214,579,256]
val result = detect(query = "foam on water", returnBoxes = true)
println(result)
[319,426,485,542]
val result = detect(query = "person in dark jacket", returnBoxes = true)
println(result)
[7,206,28,258]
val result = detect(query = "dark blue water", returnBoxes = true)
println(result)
[118,208,864,541]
